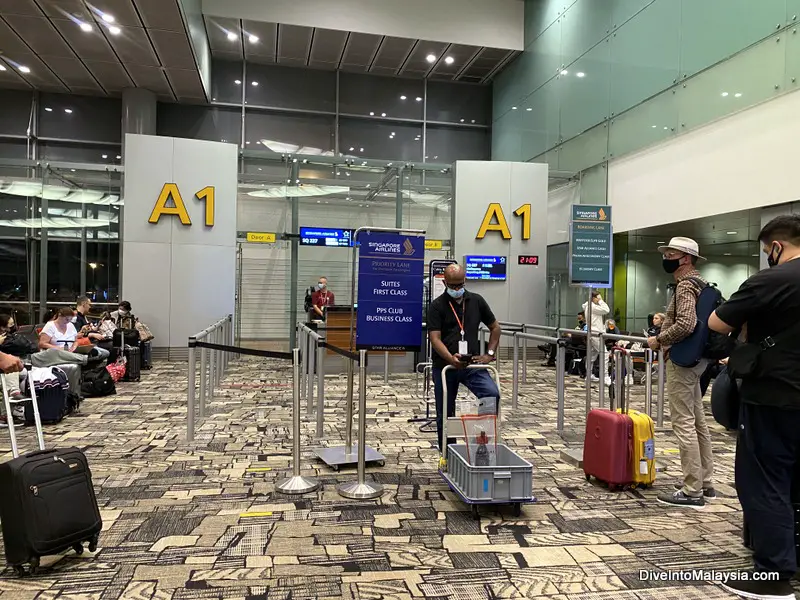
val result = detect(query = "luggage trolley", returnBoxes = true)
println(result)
[438,364,535,519]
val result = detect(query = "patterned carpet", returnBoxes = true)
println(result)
[0,355,783,599]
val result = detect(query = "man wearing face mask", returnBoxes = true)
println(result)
[707,216,800,600]
[311,277,335,320]
[648,237,716,510]
[427,264,501,449]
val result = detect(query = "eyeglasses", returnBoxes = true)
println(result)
[446,281,465,290]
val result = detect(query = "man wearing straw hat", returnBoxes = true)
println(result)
[647,237,715,509]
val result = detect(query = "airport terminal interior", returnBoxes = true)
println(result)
[1,0,800,598]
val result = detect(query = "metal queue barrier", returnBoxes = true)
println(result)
[515,332,567,433]
[521,324,559,383]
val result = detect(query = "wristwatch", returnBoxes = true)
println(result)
[487,349,495,357]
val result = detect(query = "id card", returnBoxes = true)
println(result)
[458,340,468,355]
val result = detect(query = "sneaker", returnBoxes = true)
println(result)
[9,391,25,402]
[590,375,600,382]
[657,489,705,510]
[604,376,612,387]
[720,576,795,600]
[673,484,717,498]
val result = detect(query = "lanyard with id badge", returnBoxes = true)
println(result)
[450,300,469,356]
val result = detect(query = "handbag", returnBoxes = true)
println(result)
[710,367,739,430]
[106,359,126,383]
[135,321,154,342]
[727,320,800,379]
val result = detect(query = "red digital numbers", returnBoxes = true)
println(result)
[517,255,539,265]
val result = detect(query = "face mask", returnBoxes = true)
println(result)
[767,243,783,268]
[318,283,326,290]
[447,287,465,299]
[118,309,127,315]
[662,258,681,274]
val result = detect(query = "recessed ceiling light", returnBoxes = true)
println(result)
[349,147,354,151]
[526,108,532,111]
[249,35,259,43]
[726,231,737,235]
[752,254,759,257]
[44,107,52,112]
[391,132,395,135]
[460,118,464,122]
[79,21,92,32]
[415,97,422,101]
[511,106,517,110]
[360,148,364,152]
[735,92,742,98]
[251,81,258,86]
[101,13,114,23]
[426,54,436,63]
[560,69,568,75]
[227,31,237,41]
[64,108,73,114]
[724,253,732,256]
[234,79,241,85]
[576,72,586,78]
[721,91,729,97]
[19,66,30,73]
[369,111,374,116]
[444,56,454,64]
[651,124,657,128]
[116,155,121,159]
[381,112,386,117]
[400,95,406,100]
[636,249,644,253]
[657,241,666,244]
[102,154,108,159]
[471,119,475,123]
[108,26,121,35]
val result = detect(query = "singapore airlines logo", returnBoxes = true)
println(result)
[598,208,607,221]
[403,238,416,256]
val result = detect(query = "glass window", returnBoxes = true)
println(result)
[39,94,122,143]
[157,104,242,144]
[0,140,28,159]
[39,142,122,164]
[339,72,424,120]
[245,63,336,112]
[245,110,335,155]
[0,89,33,137]
[338,118,423,162]
[211,59,244,104]
[426,81,492,125]
[425,125,490,163]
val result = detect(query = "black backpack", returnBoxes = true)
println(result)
[303,286,314,313]
[671,278,737,368]
[81,366,116,398]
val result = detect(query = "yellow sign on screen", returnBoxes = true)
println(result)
[425,239,443,250]
[246,232,276,243]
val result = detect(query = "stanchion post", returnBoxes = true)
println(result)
[598,334,606,409]
[345,359,354,454]
[276,348,320,495]
[512,332,519,410]
[657,349,665,428]
[556,340,566,434]
[384,352,389,385]
[522,325,528,384]
[199,336,207,419]
[585,290,593,416]
[301,328,309,404]
[307,335,316,415]
[187,338,196,441]
[613,349,623,411]
[645,349,653,418]
[316,340,325,419]
[337,349,384,499]
[209,328,216,399]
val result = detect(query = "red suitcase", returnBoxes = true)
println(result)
[583,409,633,489]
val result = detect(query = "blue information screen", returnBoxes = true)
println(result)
[465,255,507,281]
[299,227,353,247]
[356,233,425,351]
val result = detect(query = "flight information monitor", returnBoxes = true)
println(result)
[299,227,354,247]
[465,255,507,281]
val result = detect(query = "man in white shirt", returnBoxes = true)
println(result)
[582,291,610,381]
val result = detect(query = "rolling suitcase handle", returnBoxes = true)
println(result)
[2,365,45,458]
[612,347,631,414]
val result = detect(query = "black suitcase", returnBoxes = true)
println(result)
[113,328,139,349]
[0,448,102,575]
[140,340,152,370]
[122,346,141,382]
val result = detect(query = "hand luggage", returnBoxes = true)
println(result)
[24,367,69,425]
[80,366,116,397]
[122,346,141,382]
[583,348,634,490]
[113,328,139,349]
[1,372,102,576]
[140,340,152,370]
[617,408,655,487]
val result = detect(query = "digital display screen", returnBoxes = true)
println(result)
[518,255,539,265]
[300,227,354,247]
[465,256,507,281]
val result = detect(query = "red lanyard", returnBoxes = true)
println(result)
[449,300,466,335]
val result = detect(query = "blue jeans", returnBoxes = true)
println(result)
[432,367,500,450]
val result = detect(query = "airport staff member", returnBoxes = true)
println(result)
[428,264,501,449]
[709,215,800,600]
[311,277,335,319]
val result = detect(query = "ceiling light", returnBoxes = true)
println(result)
[251,81,258,86]
[726,231,737,235]
[576,72,585,78]
[44,107,52,112]
[102,154,108,159]
[249,35,259,43]
[108,26,121,35]
[651,124,657,128]
[724,253,732,256]
[471,119,475,123]
[657,241,666,244]
[101,13,114,23]
[227,31,237,41]
[460,118,465,122]
[636,249,643,253]
[444,56,454,64]
[349,147,354,151]
[663,126,669,130]
[721,92,729,97]
[391,132,395,135]
[19,66,30,73]
[560,69,568,75]
[64,108,73,114]
[400,95,407,100]
[735,92,742,98]
[426,54,436,63]
[369,111,374,116]
[526,108,532,112]
[0,64,5,71]
[234,79,241,85]
[415,97,422,101]
[511,106,517,110]
[752,254,759,257]
[360,148,364,152]
[116,155,121,159]
[79,22,92,32]
[381,112,386,117]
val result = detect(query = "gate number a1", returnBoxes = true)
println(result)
[476,203,531,240]
[148,183,215,227]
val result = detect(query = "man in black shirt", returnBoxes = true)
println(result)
[709,215,800,600]
[427,264,501,449]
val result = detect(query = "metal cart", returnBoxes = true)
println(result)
[438,364,535,519]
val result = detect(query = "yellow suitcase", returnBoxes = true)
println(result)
[616,408,656,487]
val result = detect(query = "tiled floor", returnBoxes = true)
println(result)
[0,357,778,599]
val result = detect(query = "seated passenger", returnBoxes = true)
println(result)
[647,312,664,337]
[34,308,91,397]
[110,301,133,327]
[74,297,110,361]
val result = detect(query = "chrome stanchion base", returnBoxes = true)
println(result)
[275,475,320,495]
[336,480,384,500]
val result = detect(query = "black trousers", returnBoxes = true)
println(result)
[737,401,800,579]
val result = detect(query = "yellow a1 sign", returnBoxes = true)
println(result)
[476,203,531,240]
[148,184,215,227]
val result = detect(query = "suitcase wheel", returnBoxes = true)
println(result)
[585,473,591,482]
[72,543,84,555]
[88,535,99,553]
[13,565,26,577]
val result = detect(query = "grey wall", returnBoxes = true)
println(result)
[122,134,237,349]
[453,161,549,325]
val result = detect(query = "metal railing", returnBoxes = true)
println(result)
[187,314,234,441]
